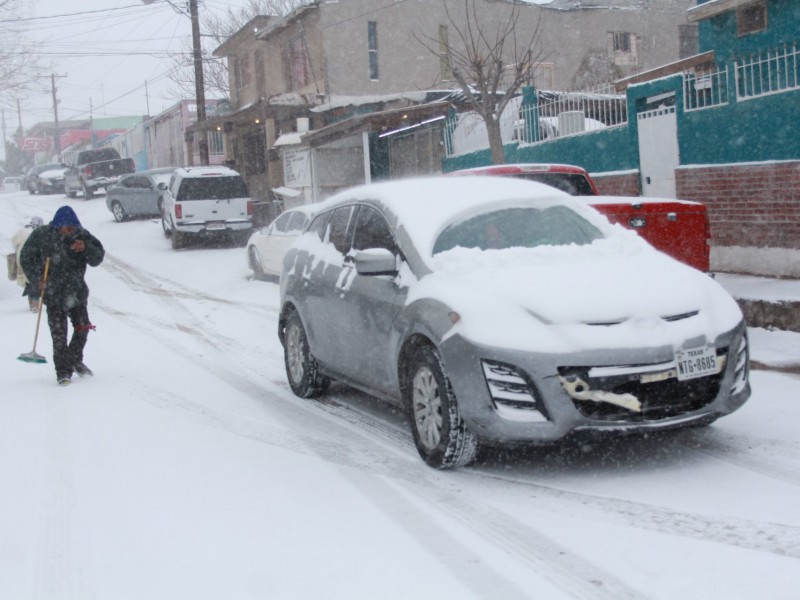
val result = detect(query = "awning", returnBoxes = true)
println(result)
[272,186,303,198]
[302,101,452,147]
[273,132,304,147]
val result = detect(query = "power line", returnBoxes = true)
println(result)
[0,4,156,24]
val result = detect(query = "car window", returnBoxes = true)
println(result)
[286,211,309,233]
[271,212,293,234]
[176,176,248,201]
[433,205,604,255]
[119,176,135,188]
[352,206,397,254]
[327,206,355,254]
[307,211,332,241]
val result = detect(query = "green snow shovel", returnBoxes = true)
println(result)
[18,256,50,364]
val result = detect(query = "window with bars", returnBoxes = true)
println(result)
[208,130,224,156]
[612,32,633,53]
[368,21,379,80]
[609,31,638,68]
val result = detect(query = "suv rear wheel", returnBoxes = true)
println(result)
[161,211,172,237]
[283,310,330,398]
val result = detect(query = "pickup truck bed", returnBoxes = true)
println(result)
[64,148,136,199]
[449,164,710,272]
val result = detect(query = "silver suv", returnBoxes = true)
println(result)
[161,166,253,249]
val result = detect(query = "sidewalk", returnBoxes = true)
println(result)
[715,273,800,373]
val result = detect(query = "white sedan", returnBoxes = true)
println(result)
[246,205,315,280]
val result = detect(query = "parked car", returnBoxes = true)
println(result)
[1,176,22,193]
[23,163,66,195]
[279,176,750,469]
[450,164,711,272]
[105,168,176,222]
[246,205,315,280]
[161,166,253,249]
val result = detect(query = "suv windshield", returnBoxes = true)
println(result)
[177,176,249,201]
[433,206,603,255]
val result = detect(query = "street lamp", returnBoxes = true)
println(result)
[142,0,209,165]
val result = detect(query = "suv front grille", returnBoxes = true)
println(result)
[558,348,727,421]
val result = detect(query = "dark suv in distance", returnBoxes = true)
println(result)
[25,163,67,195]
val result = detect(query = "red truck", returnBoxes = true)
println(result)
[449,163,710,272]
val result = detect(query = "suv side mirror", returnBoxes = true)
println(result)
[354,249,398,276]
[157,182,167,190]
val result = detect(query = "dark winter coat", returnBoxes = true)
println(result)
[19,222,105,310]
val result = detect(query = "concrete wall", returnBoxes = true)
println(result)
[248,0,697,98]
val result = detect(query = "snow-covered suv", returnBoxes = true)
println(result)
[161,166,253,249]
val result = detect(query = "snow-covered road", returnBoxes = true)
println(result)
[2,190,798,599]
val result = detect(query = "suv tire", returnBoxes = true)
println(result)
[283,310,330,398]
[404,344,478,469]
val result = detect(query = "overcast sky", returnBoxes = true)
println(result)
[5,0,254,137]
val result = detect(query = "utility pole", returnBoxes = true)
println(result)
[141,0,207,164]
[50,73,66,155]
[190,0,209,165]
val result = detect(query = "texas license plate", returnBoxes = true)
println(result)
[674,346,719,381]
[206,221,225,231]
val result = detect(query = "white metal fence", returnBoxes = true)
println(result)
[683,67,729,111]
[444,83,627,157]
[735,43,800,101]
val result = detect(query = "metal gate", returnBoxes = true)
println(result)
[637,104,679,198]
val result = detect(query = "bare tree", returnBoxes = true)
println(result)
[418,0,547,164]
[164,0,310,100]
[0,0,48,108]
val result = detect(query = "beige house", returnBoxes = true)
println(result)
[188,0,696,215]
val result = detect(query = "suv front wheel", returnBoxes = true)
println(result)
[404,344,478,469]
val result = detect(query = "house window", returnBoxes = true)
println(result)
[612,32,633,53]
[737,1,767,36]
[235,54,252,89]
[286,35,311,89]
[678,24,698,60]
[609,31,638,68]
[439,25,452,81]
[368,21,379,80]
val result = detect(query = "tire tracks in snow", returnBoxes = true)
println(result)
[34,399,96,600]
[676,429,800,488]
[92,251,800,591]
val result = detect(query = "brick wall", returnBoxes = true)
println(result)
[590,171,642,196]
[676,162,800,249]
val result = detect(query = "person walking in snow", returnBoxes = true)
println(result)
[20,206,105,386]
[11,216,44,312]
